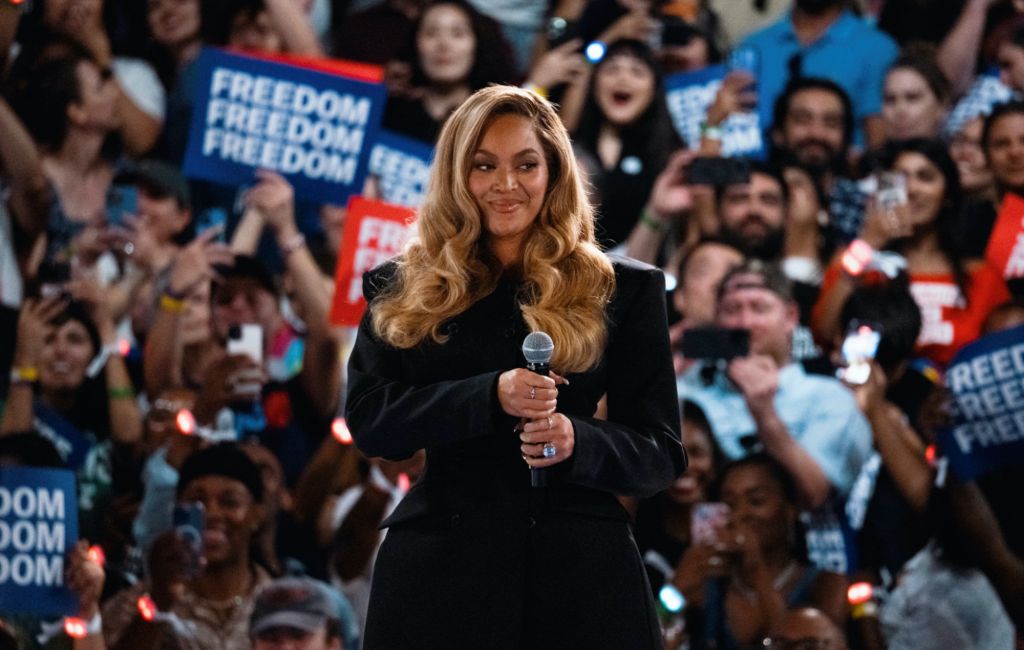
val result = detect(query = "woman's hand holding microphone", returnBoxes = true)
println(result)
[497,369,572,467]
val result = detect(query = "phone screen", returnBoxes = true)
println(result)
[106,185,138,227]
[227,324,263,364]
[172,502,205,576]
[838,323,881,385]
[691,502,730,546]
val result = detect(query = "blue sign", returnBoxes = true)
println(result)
[939,324,1024,480]
[0,467,78,617]
[33,401,93,471]
[184,48,387,205]
[368,130,434,208]
[664,64,764,159]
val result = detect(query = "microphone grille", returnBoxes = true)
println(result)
[522,331,554,364]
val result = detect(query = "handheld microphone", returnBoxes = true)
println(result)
[522,332,554,488]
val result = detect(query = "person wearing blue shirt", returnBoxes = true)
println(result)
[740,0,899,150]
[679,260,873,508]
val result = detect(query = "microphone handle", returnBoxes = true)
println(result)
[526,361,550,488]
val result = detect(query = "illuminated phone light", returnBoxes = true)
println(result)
[397,473,410,492]
[847,581,873,605]
[176,409,196,435]
[585,41,606,64]
[332,418,353,444]
[659,584,686,613]
[137,594,158,622]
[64,617,87,638]
[87,544,105,567]
[118,338,132,357]
[925,444,936,465]
[842,239,874,277]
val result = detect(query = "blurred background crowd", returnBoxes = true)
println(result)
[1,0,1024,648]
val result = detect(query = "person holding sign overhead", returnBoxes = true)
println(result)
[346,85,684,647]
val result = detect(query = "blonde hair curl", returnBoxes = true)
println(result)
[371,85,614,373]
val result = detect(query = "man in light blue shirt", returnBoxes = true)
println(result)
[679,260,872,508]
[740,0,899,148]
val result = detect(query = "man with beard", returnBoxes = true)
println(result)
[770,77,866,249]
[717,162,788,261]
[740,0,898,150]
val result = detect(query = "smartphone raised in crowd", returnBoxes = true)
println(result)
[106,184,138,228]
[836,322,881,385]
[172,502,205,577]
[691,502,730,546]
[227,324,263,365]
[687,157,751,187]
[681,326,751,361]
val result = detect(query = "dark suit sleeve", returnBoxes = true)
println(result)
[565,264,686,498]
[345,268,507,461]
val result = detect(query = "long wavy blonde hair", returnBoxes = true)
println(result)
[371,85,615,373]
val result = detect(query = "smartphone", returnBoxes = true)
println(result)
[687,157,752,186]
[172,502,204,576]
[196,207,228,243]
[37,261,71,299]
[875,171,907,212]
[106,184,138,228]
[227,324,263,364]
[691,502,730,546]
[660,17,699,47]
[681,326,750,360]
[836,322,881,385]
[727,46,760,77]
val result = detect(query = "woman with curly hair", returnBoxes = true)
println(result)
[346,85,685,647]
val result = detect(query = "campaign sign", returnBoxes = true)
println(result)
[664,64,764,159]
[33,402,93,471]
[986,192,1024,279]
[368,130,434,208]
[330,198,416,326]
[0,467,78,617]
[939,323,1024,480]
[184,48,387,205]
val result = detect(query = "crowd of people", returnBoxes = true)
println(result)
[0,0,1023,648]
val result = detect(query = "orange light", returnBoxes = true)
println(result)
[397,473,410,492]
[925,445,936,465]
[137,594,157,622]
[118,339,131,357]
[64,617,87,639]
[842,240,874,277]
[176,409,196,435]
[848,582,873,605]
[331,418,352,445]
[87,545,105,567]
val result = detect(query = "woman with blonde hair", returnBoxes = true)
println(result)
[346,85,685,647]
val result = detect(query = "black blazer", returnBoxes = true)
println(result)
[347,255,685,520]
[345,255,685,648]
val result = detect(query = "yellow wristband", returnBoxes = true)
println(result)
[160,293,186,313]
[10,366,39,383]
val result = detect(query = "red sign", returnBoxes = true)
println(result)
[986,193,1024,278]
[330,197,415,326]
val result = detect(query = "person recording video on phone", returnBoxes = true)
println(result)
[680,260,872,509]
[345,85,684,648]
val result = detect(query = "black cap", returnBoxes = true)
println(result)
[177,442,264,503]
[116,159,191,208]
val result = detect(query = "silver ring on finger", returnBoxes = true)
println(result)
[542,443,557,458]
[529,386,536,400]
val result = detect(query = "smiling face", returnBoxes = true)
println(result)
[892,151,946,232]
[178,475,261,567]
[147,0,201,51]
[720,463,796,553]
[468,114,549,265]
[416,3,476,86]
[594,52,656,127]
[883,67,945,140]
[39,320,96,393]
[986,112,1024,193]
[950,117,993,195]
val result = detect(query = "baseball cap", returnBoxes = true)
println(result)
[116,159,191,208]
[250,577,339,637]
[717,259,794,303]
